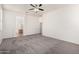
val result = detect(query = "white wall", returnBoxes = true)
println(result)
[41,5,79,44]
[2,6,40,38]
[0,5,3,44]
[23,15,40,35]
[3,10,17,38]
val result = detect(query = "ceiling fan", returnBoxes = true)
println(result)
[29,4,44,13]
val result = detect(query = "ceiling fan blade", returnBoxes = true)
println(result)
[30,4,36,7]
[29,8,34,10]
[39,4,42,7]
[39,8,44,11]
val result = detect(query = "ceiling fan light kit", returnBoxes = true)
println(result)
[29,4,44,13]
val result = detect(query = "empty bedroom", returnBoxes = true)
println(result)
[0,4,79,54]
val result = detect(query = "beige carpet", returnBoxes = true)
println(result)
[0,34,79,54]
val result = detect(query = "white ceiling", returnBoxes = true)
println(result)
[3,4,70,16]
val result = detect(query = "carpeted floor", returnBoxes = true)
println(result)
[0,34,79,54]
